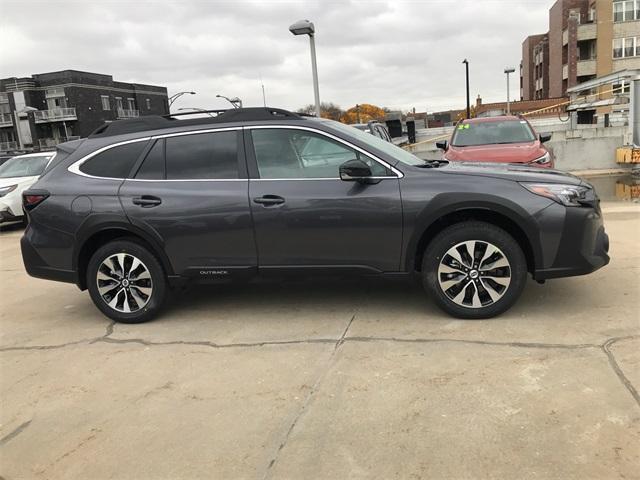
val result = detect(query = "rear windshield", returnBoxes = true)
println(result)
[452,120,535,146]
[0,155,52,178]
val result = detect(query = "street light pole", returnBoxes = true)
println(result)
[216,95,242,109]
[504,67,516,115]
[290,20,321,118]
[168,91,196,108]
[462,59,470,119]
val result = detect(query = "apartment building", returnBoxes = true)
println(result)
[521,0,640,103]
[0,70,168,152]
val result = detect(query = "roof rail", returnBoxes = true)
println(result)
[88,107,304,138]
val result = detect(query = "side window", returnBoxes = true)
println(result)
[79,141,147,178]
[165,131,238,180]
[251,129,390,179]
[135,139,165,180]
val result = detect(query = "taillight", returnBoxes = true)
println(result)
[23,191,49,211]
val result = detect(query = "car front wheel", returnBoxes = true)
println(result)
[87,239,167,323]
[422,221,527,319]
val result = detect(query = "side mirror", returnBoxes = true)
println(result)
[435,140,448,151]
[539,133,552,143]
[339,159,372,182]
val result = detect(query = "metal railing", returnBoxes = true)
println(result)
[0,140,18,151]
[37,136,80,150]
[117,108,139,119]
[0,113,12,126]
[33,108,77,123]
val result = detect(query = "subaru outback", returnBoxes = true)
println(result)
[21,108,609,323]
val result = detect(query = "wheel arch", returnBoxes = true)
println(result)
[74,219,174,290]
[409,206,539,274]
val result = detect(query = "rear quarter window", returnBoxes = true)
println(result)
[79,141,148,178]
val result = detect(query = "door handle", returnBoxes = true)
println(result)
[253,195,285,206]
[132,195,162,207]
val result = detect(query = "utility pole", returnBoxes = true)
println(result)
[463,59,470,119]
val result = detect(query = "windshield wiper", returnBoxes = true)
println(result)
[417,159,448,168]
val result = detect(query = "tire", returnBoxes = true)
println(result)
[87,239,167,323]
[422,221,527,319]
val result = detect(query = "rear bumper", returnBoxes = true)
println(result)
[21,228,77,284]
[533,205,609,280]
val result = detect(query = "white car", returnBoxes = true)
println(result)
[0,152,55,225]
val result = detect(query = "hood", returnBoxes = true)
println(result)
[437,161,583,185]
[0,175,38,188]
[445,141,546,163]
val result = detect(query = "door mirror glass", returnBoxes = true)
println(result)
[539,132,552,143]
[339,159,373,182]
[435,140,448,151]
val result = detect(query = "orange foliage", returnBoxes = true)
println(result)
[340,104,386,124]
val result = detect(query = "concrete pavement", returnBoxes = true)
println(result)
[1,203,639,479]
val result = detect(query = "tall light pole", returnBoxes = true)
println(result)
[290,19,320,118]
[168,91,196,108]
[504,67,516,115]
[216,94,243,109]
[462,59,470,119]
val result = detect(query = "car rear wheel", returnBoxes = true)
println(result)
[87,239,167,323]
[422,221,527,319]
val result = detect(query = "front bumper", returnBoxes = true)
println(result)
[533,205,609,280]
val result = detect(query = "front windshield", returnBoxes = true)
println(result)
[0,155,52,178]
[326,120,425,166]
[452,120,535,147]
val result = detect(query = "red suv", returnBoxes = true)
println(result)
[436,116,554,168]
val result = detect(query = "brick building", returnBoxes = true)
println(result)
[0,70,168,152]
[521,0,640,102]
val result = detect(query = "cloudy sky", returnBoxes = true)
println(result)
[2,0,551,113]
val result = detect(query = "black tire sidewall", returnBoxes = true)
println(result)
[87,240,166,323]
[423,222,527,319]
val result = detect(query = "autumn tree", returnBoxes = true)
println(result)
[339,104,386,124]
[296,102,344,121]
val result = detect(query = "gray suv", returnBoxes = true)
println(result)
[21,108,609,323]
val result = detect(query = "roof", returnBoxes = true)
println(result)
[89,107,304,138]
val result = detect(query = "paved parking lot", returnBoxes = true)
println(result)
[1,203,639,479]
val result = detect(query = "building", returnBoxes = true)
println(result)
[521,0,640,103]
[0,70,169,152]
[475,95,568,119]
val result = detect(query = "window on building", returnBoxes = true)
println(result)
[101,95,110,111]
[613,81,631,95]
[79,141,148,178]
[115,97,123,111]
[145,98,151,110]
[613,38,624,58]
[613,0,638,21]
[127,98,135,111]
[165,131,239,180]
[637,36,640,56]
[625,37,635,57]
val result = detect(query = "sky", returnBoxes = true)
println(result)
[1,0,552,114]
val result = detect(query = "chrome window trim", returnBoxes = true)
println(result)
[68,127,242,181]
[247,124,404,179]
[68,137,151,181]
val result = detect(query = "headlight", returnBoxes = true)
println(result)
[529,151,551,165]
[521,182,590,207]
[0,184,17,198]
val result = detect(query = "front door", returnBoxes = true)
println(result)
[247,127,403,273]
[119,129,257,279]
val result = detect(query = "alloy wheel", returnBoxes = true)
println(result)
[437,240,511,309]
[96,253,153,313]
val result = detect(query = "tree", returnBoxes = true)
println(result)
[339,104,386,124]
[296,102,344,121]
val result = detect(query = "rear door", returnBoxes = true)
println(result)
[119,128,257,279]
[246,126,403,273]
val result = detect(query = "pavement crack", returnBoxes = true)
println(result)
[0,420,32,446]
[96,337,336,349]
[0,339,94,352]
[345,336,601,350]
[262,314,356,480]
[602,336,640,408]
